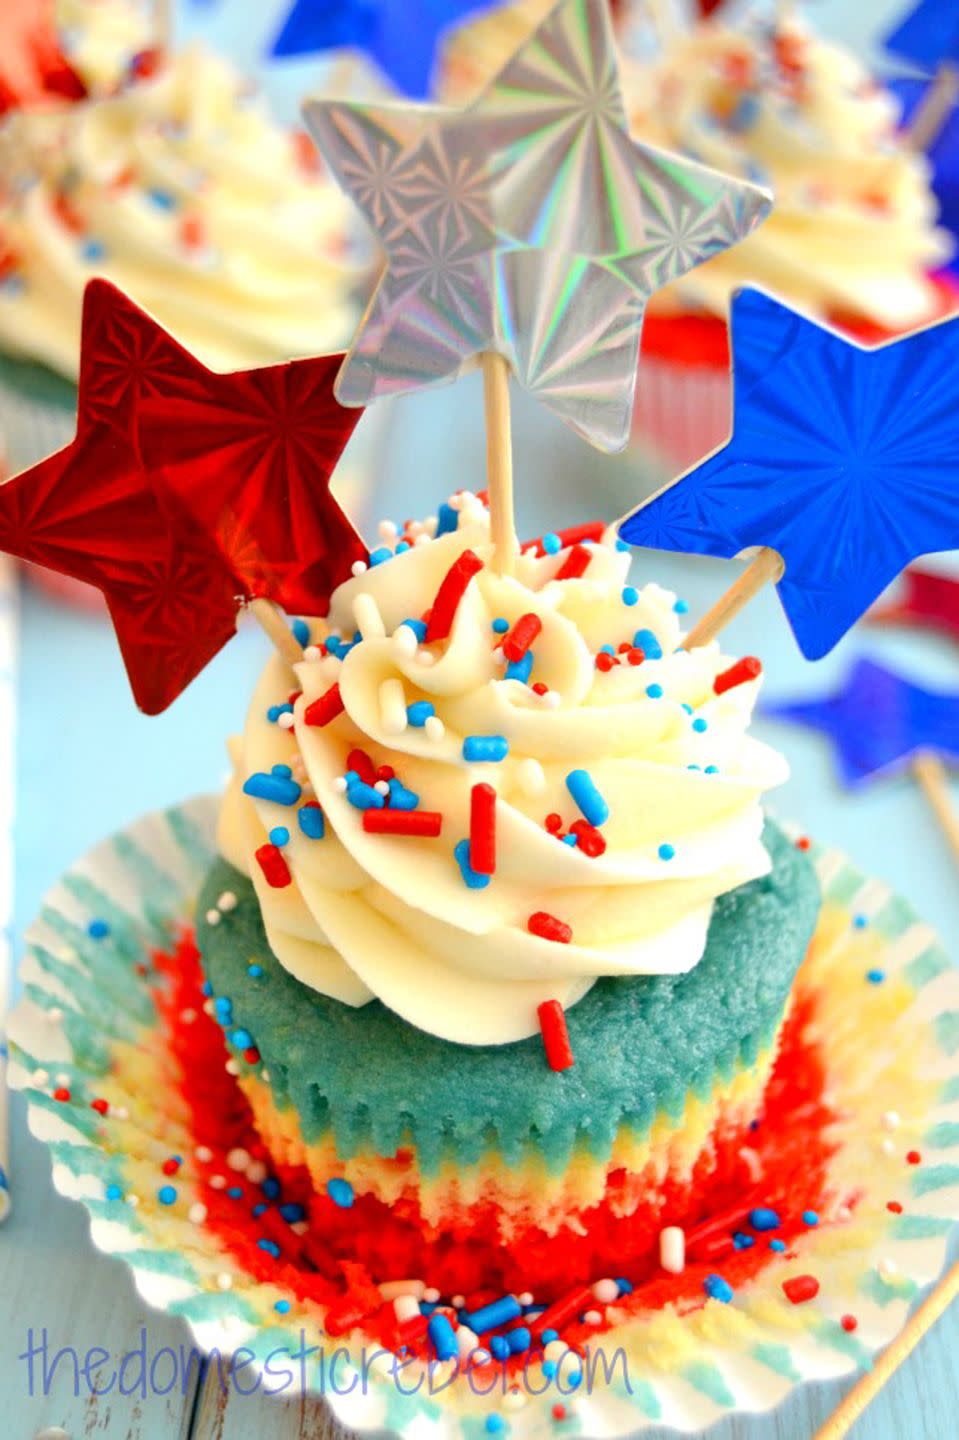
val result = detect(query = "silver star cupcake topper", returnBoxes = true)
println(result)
[304,0,772,453]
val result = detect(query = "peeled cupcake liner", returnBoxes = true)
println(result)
[9,794,959,1438]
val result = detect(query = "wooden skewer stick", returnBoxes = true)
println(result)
[248,599,306,668]
[913,752,959,867]
[908,64,959,154]
[155,0,174,54]
[815,1261,959,1439]
[682,547,784,652]
[482,352,518,577]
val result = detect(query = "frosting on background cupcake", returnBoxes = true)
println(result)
[220,501,788,1045]
[0,45,365,379]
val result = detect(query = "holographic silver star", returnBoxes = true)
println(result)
[305,0,772,452]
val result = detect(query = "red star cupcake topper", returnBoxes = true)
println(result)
[870,566,959,646]
[0,281,368,713]
[0,0,86,114]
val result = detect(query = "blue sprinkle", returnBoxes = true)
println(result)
[262,1178,281,1200]
[105,1183,123,1202]
[566,1369,582,1390]
[463,735,508,763]
[491,617,510,634]
[614,1278,633,1296]
[454,838,491,889]
[227,1186,243,1200]
[485,1417,505,1434]
[252,1202,268,1217]
[563,833,578,846]
[201,981,213,998]
[681,703,693,715]
[658,843,675,861]
[506,1326,531,1354]
[148,187,177,210]
[867,969,886,985]
[436,502,459,537]
[489,1336,510,1361]
[395,541,410,555]
[326,1177,354,1209]
[646,684,664,699]
[346,780,385,811]
[803,1211,819,1226]
[616,538,630,552]
[674,599,689,615]
[692,718,708,733]
[388,778,420,811]
[269,826,290,847]
[853,914,869,929]
[750,1207,781,1232]
[541,1328,559,1344]
[248,964,263,979]
[633,628,662,660]
[298,805,325,840]
[275,1299,291,1315]
[599,644,616,656]
[687,764,701,772]
[704,765,720,775]
[566,769,609,827]
[231,1028,254,1050]
[368,546,392,567]
[703,1274,733,1303]
[464,1295,522,1334]
[158,1185,177,1207]
[214,996,233,1015]
[428,1313,459,1362]
[622,586,639,606]
[733,1232,755,1250]
[505,652,534,683]
[542,1360,557,1379]
[401,618,428,642]
[88,919,110,940]
[407,701,435,727]
[291,618,310,647]
[769,1239,786,1253]
[542,532,562,555]
[344,771,360,786]
[243,771,301,806]
[81,239,105,263]
[258,1239,281,1259]
[280,1203,306,1223]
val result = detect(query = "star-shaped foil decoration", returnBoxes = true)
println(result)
[304,0,772,452]
[764,657,959,789]
[619,288,959,661]
[271,0,497,99]
[871,566,959,645]
[81,280,367,617]
[886,0,959,72]
[0,0,86,113]
[0,281,368,713]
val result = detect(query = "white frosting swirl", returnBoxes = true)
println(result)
[220,504,788,1046]
[625,15,952,330]
[0,46,364,378]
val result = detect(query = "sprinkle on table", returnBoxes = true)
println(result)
[538,1000,575,1072]
[425,550,484,643]
[363,811,443,838]
[528,912,573,944]
[304,683,344,727]
[714,656,763,695]
[469,783,497,875]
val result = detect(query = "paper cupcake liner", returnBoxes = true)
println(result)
[632,355,731,477]
[9,797,959,1437]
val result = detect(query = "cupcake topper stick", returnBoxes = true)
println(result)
[621,288,959,661]
[482,353,517,574]
[304,0,772,486]
[885,4,959,152]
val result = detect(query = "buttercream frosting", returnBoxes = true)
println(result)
[220,500,788,1046]
[0,45,364,379]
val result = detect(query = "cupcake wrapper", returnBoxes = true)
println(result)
[632,356,731,475]
[9,796,959,1438]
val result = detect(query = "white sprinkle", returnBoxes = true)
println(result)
[202,1000,216,1017]
[278,712,295,731]
[188,1202,208,1225]
[425,515,438,533]
[451,1294,465,1310]
[56,1071,70,1086]
[659,1226,686,1275]
[582,1309,603,1326]
[424,715,445,742]
[882,1111,902,1131]
[414,532,431,546]
[836,1204,853,1223]
[423,1286,441,1304]
[492,646,506,665]
[49,1008,64,1025]
[227,1147,251,1172]
[379,520,398,541]
[261,1068,271,1083]
[33,1068,49,1085]
[543,690,561,709]
[472,1349,491,1367]
[205,908,221,926]
[180,1008,197,1026]
[380,677,408,736]
[351,560,368,577]
[127,1193,141,1209]
[739,1145,764,1183]
[332,776,349,794]
[291,1221,309,1236]
[374,780,391,796]
[417,649,436,667]
[449,493,463,511]
[114,1106,129,1121]
[392,624,419,659]
[209,1175,227,1190]
[195,1145,213,1163]
[879,1258,899,1283]
[218,891,237,912]
[393,1294,421,1322]
[544,1339,568,1363]
[247,1161,268,1185]
[217,1272,234,1291]
[881,1137,896,1156]
[303,644,321,662]
[225,1059,240,1076]
[517,758,547,795]
[353,591,386,639]
[379,1279,425,1301]
[591,1278,619,1304]
[503,1389,527,1411]
[516,1291,533,1307]
[457,1324,479,1359]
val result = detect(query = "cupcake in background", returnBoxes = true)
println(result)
[56,0,157,98]
[625,10,955,471]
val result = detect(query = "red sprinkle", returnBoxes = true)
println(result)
[595,652,618,672]
[470,783,497,875]
[713,657,763,695]
[255,844,292,889]
[571,820,606,858]
[90,1098,109,1116]
[841,1315,858,1333]
[528,912,573,944]
[796,837,811,852]
[887,1201,903,1214]
[552,1405,567,1422]
[53,1088,71,1103]
[532,682,550,696]
[363,811,443,838]
[179,214,205,250]
[425,550,484,643]
[503,613,542,663]
[538,1000,575,1073]
[555,544,593,581]
[162,1157,180,1176]
[304,683,344,727]
[531,1283,592,1337]
[626,647,645,666]
[545,813,563,834]
[782,1275,820,1305]
[347,748,377,787]
[907,1151,922,1165]
[244,1047,261,1065]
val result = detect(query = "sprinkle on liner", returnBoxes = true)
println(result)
[468,783,497,875]
[363,811,443,838]
[255,844,292,889]
[425,550,484,643]
[528,912,573,944]
[304,683,344,727]
[538,1000,574,1072]
[503,613,543,662]
[714,656,763,695]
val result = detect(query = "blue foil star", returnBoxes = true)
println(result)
[764,658,959,789]
[619,288,959,661]
[886,1,959,72]
[271,0,494,98]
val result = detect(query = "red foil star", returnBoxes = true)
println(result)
[0,0,86,114]
[871,566,959,645]
[81,279,367,617]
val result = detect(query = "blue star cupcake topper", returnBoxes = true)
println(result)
[886,0,959,72]
[620,287,959,661]
[764,658,959,789]
[271,0,495,99]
